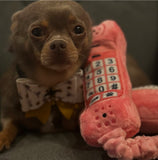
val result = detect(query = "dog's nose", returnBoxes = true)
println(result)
[50,40,66,51]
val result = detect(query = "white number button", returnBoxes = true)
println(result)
[103,92,118,98]
[106,66,118,74]
[87,88,94,99]
[86,73,93,80]
[94,68,104,77]
[95,76,106,85]
[105,58,116,65]
[85,65,91,73]
[86,80,93,89]
[92,60,103,69]
[90,95,100,105]
[96,84,107,93]
[109,82,121,90]
[107,75,119,82]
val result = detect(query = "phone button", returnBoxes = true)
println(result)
[86,73,93,80]
[96,84,107,93]
[106,66,118,74]
[87,88,94,99]
[103,92,118,98]
[86,80,93,89]
[107,75,119,82]
[94,68,104,76]
[105,58,116,65]
[109,82,121,90]
[95,76,106,85]
[85,64,91,73]
[92,60,103,69]
[90,95,101,105]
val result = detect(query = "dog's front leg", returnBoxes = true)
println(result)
[0,118,18,151]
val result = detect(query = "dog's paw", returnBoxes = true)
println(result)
[0,131,12,151]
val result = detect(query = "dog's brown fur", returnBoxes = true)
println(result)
[0,0,92,150]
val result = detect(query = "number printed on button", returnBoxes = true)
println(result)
[94,68,104,76]
[103,92,118,99]
[109,82,121,90]
[86,73,93,80]
[106,66,118,74]
[105,58,116,65]
[107,75,119,82]
[87,88,94,99]
[86,80,93,89]
[92,60,103,69]
[96,84,107,93]
[95,76,106,85]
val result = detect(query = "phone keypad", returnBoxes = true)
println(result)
[85,57,122,106]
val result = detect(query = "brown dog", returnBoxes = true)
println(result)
[0,0,92,151]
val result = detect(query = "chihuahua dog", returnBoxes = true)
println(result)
[0,0,92,151]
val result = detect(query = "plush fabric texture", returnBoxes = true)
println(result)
[80,20,140,147]
[132,85,158,134]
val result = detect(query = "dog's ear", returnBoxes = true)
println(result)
[10,10,22,33]
[9,10,22,53]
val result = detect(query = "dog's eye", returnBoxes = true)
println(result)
[31,27,43,37]
[74,25,84,34]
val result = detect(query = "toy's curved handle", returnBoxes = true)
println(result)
[80,20,140,147]
[132,86,158,134]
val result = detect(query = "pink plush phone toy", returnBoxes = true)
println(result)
[80,20,141,159]
[80,20,158,160]
[80,20,140,145]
